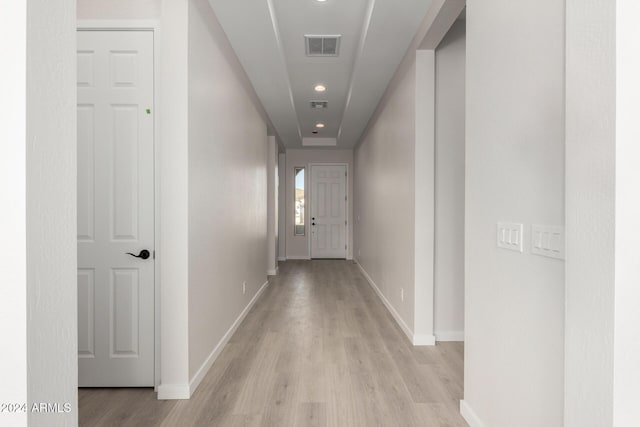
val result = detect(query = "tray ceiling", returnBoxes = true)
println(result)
[208,0,432,148]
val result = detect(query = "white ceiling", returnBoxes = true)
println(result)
[208,0,433,149]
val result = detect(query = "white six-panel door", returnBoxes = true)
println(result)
[310,165,347,259]
[77,30,155,386]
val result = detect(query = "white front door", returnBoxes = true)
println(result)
[77,30,155,386]
[310,165,347,259]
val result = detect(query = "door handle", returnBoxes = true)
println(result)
[127,249,151,260]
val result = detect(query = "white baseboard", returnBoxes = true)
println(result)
[460,400,486,427]
[413,334,436,346]
[435,331,465,342]
[180,280,270,399]
[355,261,415,345]
[356,261,436,346]
[286,256,311,260]
[157,384,190,400]
[267,267,279,276]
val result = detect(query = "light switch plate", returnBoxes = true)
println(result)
[531,225,565,260]
[497,222,524,252]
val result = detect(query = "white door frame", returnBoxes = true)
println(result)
[77,20,161,390]
[307,163,349,259]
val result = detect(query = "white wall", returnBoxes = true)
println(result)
[278,153,287,260]
[158,0,190,398]
[565,1,640,425]
[0,1,77,425]
[27,1,78,424]
[285,149,354,259]
[564,1,614,425]
[0,3,28,425]
[434,19,465,340]
[78,0,160,19]
[613,2,640,424]
[187,0,268,383]
[463,1,565,426]
[267,136,278,275]
[353,0,465,348]
[355,58,417,335]
[413,49,436,345]
[274,145,279,271]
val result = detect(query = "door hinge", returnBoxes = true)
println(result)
[153,250,156,259]
[345,220,347,225]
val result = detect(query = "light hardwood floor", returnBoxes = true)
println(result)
[79,260,467,426]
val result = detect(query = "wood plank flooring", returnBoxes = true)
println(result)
[79,260,467,427]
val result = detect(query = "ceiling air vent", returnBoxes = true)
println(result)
[310,101,328,109]
[305,35,341,57]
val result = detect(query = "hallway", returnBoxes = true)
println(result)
[79,260,466,426]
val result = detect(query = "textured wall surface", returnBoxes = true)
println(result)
[565,1,615,425]
[27,0,78,425]
[464,0,565,425]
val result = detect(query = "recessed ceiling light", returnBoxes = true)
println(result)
[315,0,328,2]
[315,123,325,129]
[314,84,326,92]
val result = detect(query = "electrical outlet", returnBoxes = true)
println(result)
[242,281,246,295]
[401,288,404,302]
